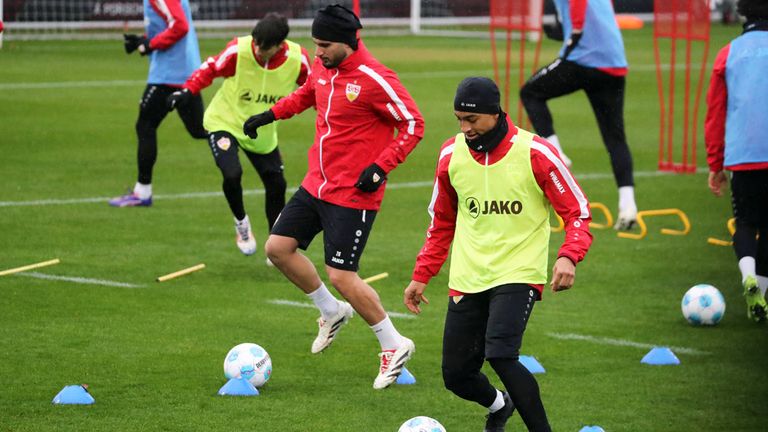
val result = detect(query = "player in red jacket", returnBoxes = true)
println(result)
[242,4,424,390]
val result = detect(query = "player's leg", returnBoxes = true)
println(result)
[175,92,208,139]
[265,188,347,351]
[519,59,586,166]
[208,131,256,255]
[243,147,287,231]
[318,204,414,388]
[486,285,550,432]
[442,291,514,431]
[584,72,637,230]
[109,84,171,207]
[731,170,768,321]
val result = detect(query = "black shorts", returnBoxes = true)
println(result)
[731,169,768,229]
[442,284,538,372]
[270,187,377,271]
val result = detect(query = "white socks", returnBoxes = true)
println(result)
[307,283,340,320]
[370,315,404,351]
[738,257,756,283]
[489,389,505,412]
[133,182,152,199]
[618,186,637,213]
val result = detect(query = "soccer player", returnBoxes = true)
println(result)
[404,77,593,431]
[242,4,424,389]
[705,0,768,322]
[109,0,206,207]
[166,13,311,258]
[520,0,638,231]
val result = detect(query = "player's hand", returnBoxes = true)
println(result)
[404,280,429,314]
[355,163,387,192]
[550,256,575,292]
[124,34,151,55]
[708,170,727,196]
[167,88,193,111]
[561,30,582,60]
[243,110,276,139]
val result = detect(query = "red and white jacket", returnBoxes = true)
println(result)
[412,118,593,296]
[183,39,312,94]
[270,40,425,210]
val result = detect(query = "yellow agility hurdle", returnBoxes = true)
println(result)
[551,202,614,233]
[617,208,690,240]
[707,217,735,247]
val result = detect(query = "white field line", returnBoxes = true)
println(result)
[0,63,708,91]
[15,271,145,288]
[268,299,416,320]
[547,332,710,356]
[0,168,706,208]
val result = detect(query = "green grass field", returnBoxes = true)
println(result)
[1,24,766,431]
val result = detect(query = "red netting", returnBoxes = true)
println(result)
[490,0,543,31]
[654,0,711,40]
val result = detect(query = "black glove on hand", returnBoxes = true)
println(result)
[124,34,152,55]
[243,110,276,139]
[561,31,582,60]
[167,88,193,110]
[355,163,387,192]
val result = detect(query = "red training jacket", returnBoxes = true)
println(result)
[270,40,425,210]
[412,117,593,297]
[183,39,312,94]
[145,0,189,51]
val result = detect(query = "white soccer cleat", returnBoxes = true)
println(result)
[373,337,415,390]
[614,205,638,231]
[311,301,354,354]
[234,217,257,255]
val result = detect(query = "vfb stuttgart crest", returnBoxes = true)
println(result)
[346,82,361,102]
[216,136,231,151]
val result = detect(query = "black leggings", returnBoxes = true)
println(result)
[135,84,206,185]
[520,59,634,188]
[441,284,551,431]
[208,131,287,230]
[730,169,768,275]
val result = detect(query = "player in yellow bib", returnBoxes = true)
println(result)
[167,13,310,260]
[404,78,593,431]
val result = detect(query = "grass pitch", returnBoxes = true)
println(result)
[1,24,766,431]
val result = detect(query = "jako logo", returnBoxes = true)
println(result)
[466,196,523,219]
[549,171,565,194]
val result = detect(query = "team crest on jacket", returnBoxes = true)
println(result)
[346,83,361,102]
[217,136,231,151]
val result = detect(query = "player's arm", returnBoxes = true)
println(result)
[405,139,458,314]
[530,136,593,292]
[296,46,312,86]
[562,0,587,59]
[168,38,238,110]
[146,0,189,51]
[705,45,730,195]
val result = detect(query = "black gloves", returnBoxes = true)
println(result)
[243,110,276,139]
[561,31,582,60]
[543,14,564,41]
[124,34,152,56]
[167,88,193,110]
[355,163,387,192]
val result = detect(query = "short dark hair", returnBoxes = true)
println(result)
[738,0,768,20]
[252,12,289,50]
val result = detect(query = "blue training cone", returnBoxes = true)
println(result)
[641,346,680,365]
[579,426,606,432]
[519,355,546,374]
[52,385,95,405]
[218,377,259,396]
[396,367,416,385]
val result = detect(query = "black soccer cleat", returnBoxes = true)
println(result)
[484,391,515,432]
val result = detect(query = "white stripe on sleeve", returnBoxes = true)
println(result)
[357,64,416,135]
[215,44,239,71]
[530,141,590,219]
[427,144,454,220]
[154,0,176,27]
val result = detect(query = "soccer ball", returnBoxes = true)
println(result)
[681,284,725,326]
[398,416,447,432]
[223,343,272,387]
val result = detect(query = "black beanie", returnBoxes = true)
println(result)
[312,4,362,49]
[454,77,501,114]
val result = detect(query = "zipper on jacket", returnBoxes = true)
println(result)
[317,69,339,198]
